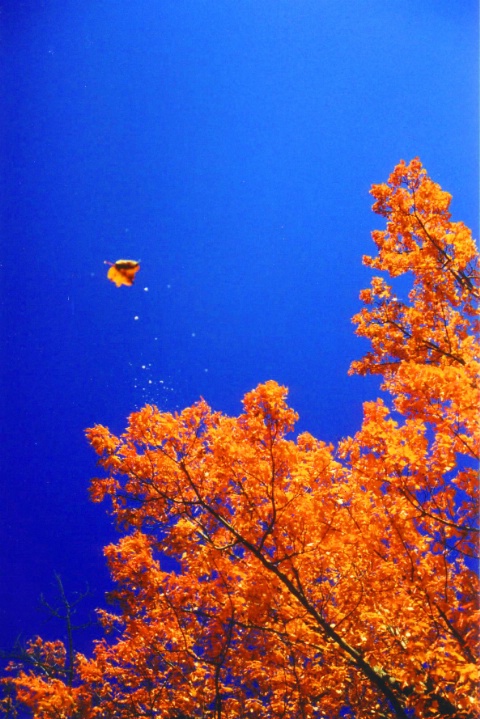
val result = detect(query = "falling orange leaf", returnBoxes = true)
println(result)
[105,260,140,287]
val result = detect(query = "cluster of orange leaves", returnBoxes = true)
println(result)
[2,160,478,719]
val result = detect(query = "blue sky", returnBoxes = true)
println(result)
[0,0,478,656]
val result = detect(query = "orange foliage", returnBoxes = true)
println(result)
[2,161,478,719]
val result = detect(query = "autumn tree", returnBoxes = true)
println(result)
[2,159,478,719]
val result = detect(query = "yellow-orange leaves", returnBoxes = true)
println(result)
[2,161,478,719]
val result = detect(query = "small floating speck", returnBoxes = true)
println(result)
[134,316,140,320]
[144,287,149,292]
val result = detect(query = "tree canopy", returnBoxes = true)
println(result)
[2,160,478,719]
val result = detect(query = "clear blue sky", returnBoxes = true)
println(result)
[0,0,478,656]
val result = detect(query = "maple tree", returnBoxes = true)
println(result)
[2,159,478,719]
